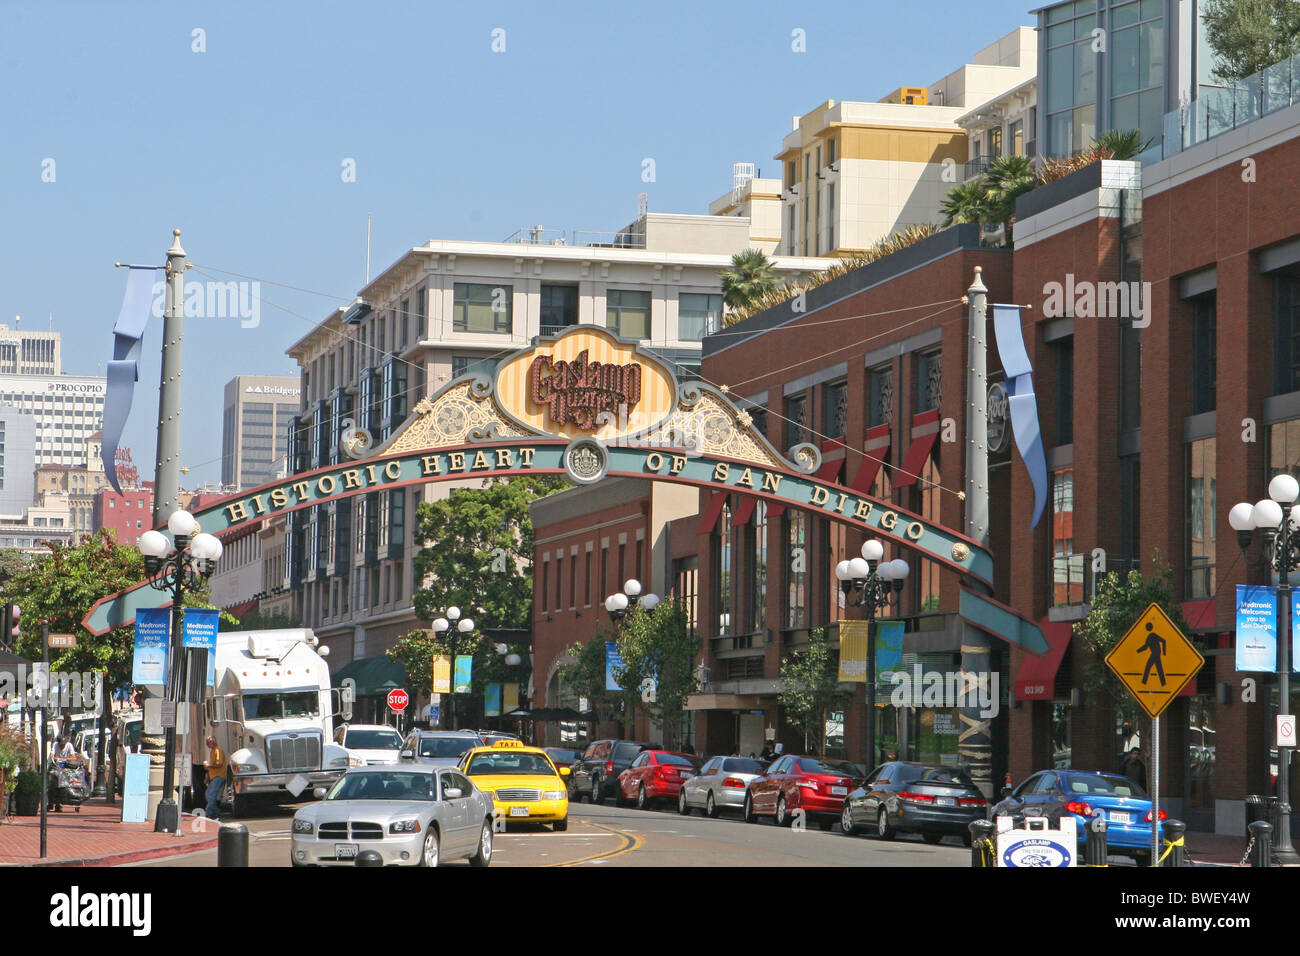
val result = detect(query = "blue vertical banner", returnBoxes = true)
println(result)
[1236,585,1277,672]
[453,655,473,694]
[484,683,502,717]
[605,642,625,691]
[103,266,163,494]
[1293,589,1300,674]
[875,620,906,686]
[132,608,170,686]
[182,607,219,687]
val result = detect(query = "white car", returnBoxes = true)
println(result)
[336,724,406,766]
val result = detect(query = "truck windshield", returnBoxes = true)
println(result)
[242,691,319,719]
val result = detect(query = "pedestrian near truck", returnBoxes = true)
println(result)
[203,735,227,821]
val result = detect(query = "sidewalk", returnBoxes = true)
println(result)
[0,797,220,866]
[1185,830,1251,867]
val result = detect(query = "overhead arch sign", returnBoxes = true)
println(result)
[83,326,1045,653]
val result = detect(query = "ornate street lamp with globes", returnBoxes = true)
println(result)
[137,509,223,834]
[835,539,909,768]
[1229,473,1300,863]
[431,607,477,730]
[604,578,660,626]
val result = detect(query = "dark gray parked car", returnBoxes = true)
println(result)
[398,731,483,767]
[569,739,653,804]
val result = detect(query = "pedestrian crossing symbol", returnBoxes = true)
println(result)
[1106,603,1204,718]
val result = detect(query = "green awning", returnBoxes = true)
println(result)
[333,655,409,697]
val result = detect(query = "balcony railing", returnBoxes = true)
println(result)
[500,228,646,250]
[1052,553,1143,607]
[1162,53,1300,158]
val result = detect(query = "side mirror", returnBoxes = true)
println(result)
[313,787,327,800]
[399,750,414,761]
[559,766,571,777]
[444,788,463,800]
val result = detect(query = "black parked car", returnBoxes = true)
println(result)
[569,739,654,804]
[840,761,987,845]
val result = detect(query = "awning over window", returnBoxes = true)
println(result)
[331,655,408,698]
[698,492,729,534]
[731,495,758,526]
[849,423,892,492]
[815,438,846,483]
[1013,620,1073,700]
[895,409,940,489]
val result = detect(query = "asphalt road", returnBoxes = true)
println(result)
[129,795,971,867]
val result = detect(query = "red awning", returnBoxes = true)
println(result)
[815,438,846,483]
[1014,620,1072,700]
[731,496,758,526]
[894,410,940,488]
[849,423,891,492]
[698,492,728,535]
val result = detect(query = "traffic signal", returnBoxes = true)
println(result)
[1,603,20,649]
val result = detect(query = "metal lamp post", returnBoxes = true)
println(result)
[432,607,476,730]
[835,539,909,768]
[604,578,660,627]
[137,511,223,833]
[1230,473,1300,864]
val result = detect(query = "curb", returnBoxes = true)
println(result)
[23,833,220,867]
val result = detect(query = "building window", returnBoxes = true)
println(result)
[1010,119,1024,155]
[672,556,699,635]
[1044,0,1101,156]
[784,393,808,449]
[1187,437,1216,599]
[717,504,733,635]
[1055,338,1074,446]
[916,350,942,413]
[453,283,512,334]
[540,285,578,334]
[752,502,767,633]
[869,364,894,427]
[678,293,722,340]
[1109,0,1166,151]
[451,355,496,379]
[1192,295,1216,414]
[824,379,848,438]
[607,290,651,339]
[750,407,768,438]
[785,510,808,629]
[1051,469,1084,606]
[584,548,592,607]
[569,552,577,609]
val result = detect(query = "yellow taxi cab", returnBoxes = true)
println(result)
[459,739,570,831]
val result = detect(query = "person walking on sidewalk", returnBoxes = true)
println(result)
[203,736,227,821]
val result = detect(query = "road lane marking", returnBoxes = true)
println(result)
[548,820,643,867]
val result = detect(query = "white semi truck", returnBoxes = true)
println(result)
[189,628,353,817]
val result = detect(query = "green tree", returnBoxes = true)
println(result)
[560,632,628,725]
[612,601,700,748]
[387,627,529,715]
[983,154,1036,239]
[1075,552,1194,701]
[940,178,992,227]
[1202,0,1300,83]
[411,475,565,630]
[719,249,782,311]
[778,627,850,753]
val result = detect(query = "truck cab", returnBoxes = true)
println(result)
[193,628,351,817]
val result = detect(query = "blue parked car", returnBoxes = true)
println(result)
[989,769,1164,864]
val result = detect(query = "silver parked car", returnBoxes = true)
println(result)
[291,765,494,867]
[677,755,768,817]
[400,731,484,767]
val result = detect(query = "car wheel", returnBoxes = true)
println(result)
[419,827,440,867]
[678,789,691,816]
[842,802,859,836]
[922,831,944,845]
[706,792,719,819]
[743,792,757,823]
[877,807,896,840]
[590,778,603,805]
[636,784,648,811]
[553,816,568,832]
[470,820,492,867]
[776,794,790,827]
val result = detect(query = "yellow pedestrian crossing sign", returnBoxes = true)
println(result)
[1106,603,1204,718]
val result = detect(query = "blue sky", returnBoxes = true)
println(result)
[2,0,1034,486]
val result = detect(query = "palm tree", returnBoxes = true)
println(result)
[983,154,1036,240]
[720,249,781,311]
[1090,129,1154,160]
[940,178,991,227]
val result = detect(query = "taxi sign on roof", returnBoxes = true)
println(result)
[492,739,525,748]
[1105,602,1204,719]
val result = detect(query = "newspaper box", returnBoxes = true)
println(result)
[995,814,1077,867]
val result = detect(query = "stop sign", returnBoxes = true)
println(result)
[387,688,410,713]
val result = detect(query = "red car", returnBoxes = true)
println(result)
[618,750,702,810]
[743,754,855,830]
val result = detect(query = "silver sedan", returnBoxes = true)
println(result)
[678,756,768,817]
[291,765,494,867]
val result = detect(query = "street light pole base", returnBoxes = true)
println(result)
[154,798,180,834]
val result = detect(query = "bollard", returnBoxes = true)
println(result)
[355,849,384,867]
[969,819,995,867]
[217,823,249,867]
[1161,819,1186,867]
[1249,820,1272,867]
[1085,815,1108,866]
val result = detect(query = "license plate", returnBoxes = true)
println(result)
[335,843,358,859]
[831,786,848,796]
[936,796,956,807]
[509,806,530,817]
[1109,811,1131,824]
